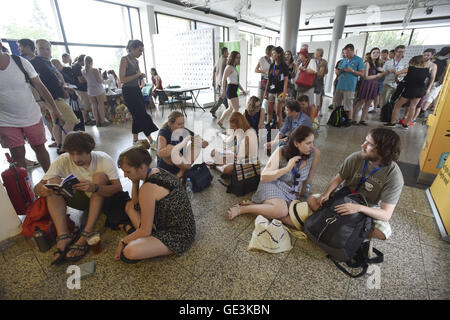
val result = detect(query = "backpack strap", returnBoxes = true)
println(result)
[11,55,30,83]
[327,254,369,278]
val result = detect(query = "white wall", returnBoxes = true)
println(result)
[0,183,22,242]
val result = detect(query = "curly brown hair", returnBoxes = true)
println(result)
[63,132,95,154]
[369,128,401,166]
[282,125,314,161]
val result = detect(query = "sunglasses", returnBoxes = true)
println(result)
[293,173,301,186]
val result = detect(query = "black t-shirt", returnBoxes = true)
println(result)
[72,63,87,91]
[61,67,75,84]
[157,126,195,166]
[30,56,66,99]
[268,62,289,94]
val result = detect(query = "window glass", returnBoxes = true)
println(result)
[58,0,131,45]
[156,13,191,35]
[130,8,142,40]
[1,0,63,41]
[410,26,450,45]
[366,30,412,51]
[312,34,332,42]
[69,46,127,75]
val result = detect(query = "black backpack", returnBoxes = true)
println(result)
[304,189,383,278]
[380,102,394,123]
[185,163,213,193]
[327,105,347,127]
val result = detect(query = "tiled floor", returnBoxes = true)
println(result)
[0,96,448,300]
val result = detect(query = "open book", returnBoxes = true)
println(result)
[45,174,79,198]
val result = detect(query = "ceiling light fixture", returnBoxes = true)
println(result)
[426,6,433,14]
[305,18,310,25]
[330,18,334,23]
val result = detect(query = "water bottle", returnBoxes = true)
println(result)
[186,178,194,201]
[304,184,311,199]
[33,227,50,252]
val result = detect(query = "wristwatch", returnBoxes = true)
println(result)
[120,238,127,246]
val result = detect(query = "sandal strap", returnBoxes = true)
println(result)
[56,233,73,242]
[69,243,88,251]
[80,231,95,238]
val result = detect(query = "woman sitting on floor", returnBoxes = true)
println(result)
[115,147,196,263]
[210,112,258,177]
[157,111,208,180]
[226,125,320,221]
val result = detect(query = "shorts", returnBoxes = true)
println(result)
[296,87,315,104]
[425,83,442,103]
[226,84,239,99]
[75,90,91,110]
[0,119,47,149]
[334,90,355,112]
[48,98,79,125]
[373,219,392,240]
[268,92,282,103]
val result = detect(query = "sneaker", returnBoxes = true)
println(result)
[408,122,414,126]
[342,120,352,127]
[398,118,406,125]
[210,109,217,119]
[359,120,368,126]
[401,124,409,130]
[384,122,396,127]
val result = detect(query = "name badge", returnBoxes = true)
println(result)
[280,74,284,81]
[365,181,374,192]
[270,84,275,90]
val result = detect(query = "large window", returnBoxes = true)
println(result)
[1,0,63,41]
[410,26,450,45]
[156,13,191,35]
[239,31,271,88]
[366,29,413,50]
[1,0,143,75]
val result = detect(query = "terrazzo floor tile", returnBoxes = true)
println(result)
[411,188,433,217]
[417,214,450,253]
[182,240,284,300]
[0,251,46,299]
[383,207,420,253]
[263,246,350,300]
[0,235,34,261]
[428,288,450,300]
[345,241,428,299]
[420,243,450,298]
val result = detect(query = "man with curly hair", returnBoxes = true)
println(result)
[310,128,404,240]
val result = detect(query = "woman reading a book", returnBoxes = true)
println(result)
[115,147,196,263]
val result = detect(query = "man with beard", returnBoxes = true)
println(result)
[309,128,404,240]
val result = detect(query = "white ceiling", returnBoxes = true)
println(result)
[120,0,450,34]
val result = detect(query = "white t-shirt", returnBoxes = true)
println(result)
[43,151,119,183]
[259,56,271,80]
[0,55,42,127]
[382,58,409,88]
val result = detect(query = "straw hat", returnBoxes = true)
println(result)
[248,215,293,254]
[288,199,314,230]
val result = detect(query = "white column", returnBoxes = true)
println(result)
[280,0,301,54]
[325,5,347,95]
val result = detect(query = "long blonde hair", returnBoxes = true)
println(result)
[84,56,93,73]
[162,111,184,129]
[246,96,261,115]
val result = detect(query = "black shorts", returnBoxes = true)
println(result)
[226,84,239,99]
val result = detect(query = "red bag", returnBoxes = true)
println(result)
[21,197,77,243]
[1,153,35,215]
[295,58,316,88]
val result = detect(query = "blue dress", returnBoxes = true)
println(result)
[251,149,314,204]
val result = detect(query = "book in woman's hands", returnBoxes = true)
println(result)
[45,174,79,197]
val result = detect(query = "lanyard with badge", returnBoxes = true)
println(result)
[270,64,277,90]
[354,160,381,193]
[145,168,152,180]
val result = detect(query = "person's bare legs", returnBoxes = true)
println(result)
[404,98,421,125]
[30,144,50,172]
[9,145,26,169]
[218,97,239,127]
[124,200,141,230]
[46,178,73,263]
[66,172,109,259]
[122,236,173,261]
[266,99,275,124]
[368,228,386,240]
[276,100,285,129]
[359,99,375,123]
[389,97,408,124]
[352,99,365,122]
[227,198,289,221]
